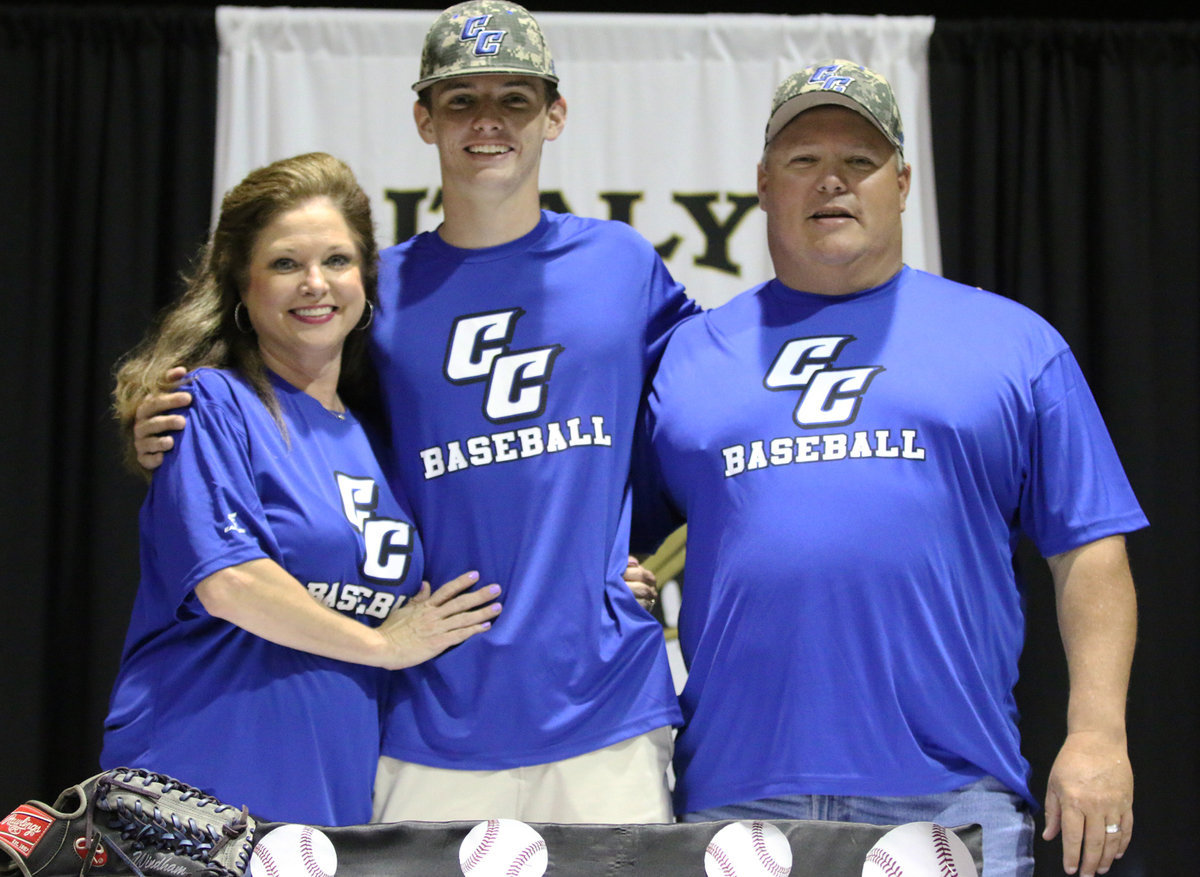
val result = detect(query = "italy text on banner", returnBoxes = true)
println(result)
[216,8,936,308]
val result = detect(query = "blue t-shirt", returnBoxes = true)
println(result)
[102,368,424,826]
[636,266,1148,813]
[372,211,696,768]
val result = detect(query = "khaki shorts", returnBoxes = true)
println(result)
[371,726,674,824]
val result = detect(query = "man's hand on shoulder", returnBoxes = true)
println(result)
[133,366,193,471]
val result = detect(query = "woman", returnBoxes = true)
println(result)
[103,153,501,826]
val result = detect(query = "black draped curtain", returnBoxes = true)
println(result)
[931,20,1200,876]
[0,6,217,807]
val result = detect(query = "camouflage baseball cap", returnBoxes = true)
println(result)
[413,0,558,93]
[764,59,904,154]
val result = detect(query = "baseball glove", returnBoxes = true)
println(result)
[0,768,257,877]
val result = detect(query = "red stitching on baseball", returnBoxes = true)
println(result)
[750,823,789,877]
[463,820,501,873]
[505,839,545,877]
[254,844,281,877]
[931,825,959,877]
[299,827,331,877]
[705,841,738,877]
[865,847,904,877]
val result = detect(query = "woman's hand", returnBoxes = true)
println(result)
[198,563,500,670]
[378,571,502,669]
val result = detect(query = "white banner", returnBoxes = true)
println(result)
[216,8,936,309]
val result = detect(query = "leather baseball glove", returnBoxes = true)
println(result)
[0,768,256,877]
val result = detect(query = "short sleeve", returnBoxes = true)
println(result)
[140,372,275,617]
[1021,350,1148,557]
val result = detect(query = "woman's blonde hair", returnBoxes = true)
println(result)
[113,152,380,474]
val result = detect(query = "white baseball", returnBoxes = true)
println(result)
[458,818,547,877]
[704,820,793,877]
[861,822,977,877]
[250,824,337,877]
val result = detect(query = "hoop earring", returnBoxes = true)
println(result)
[355,300,375,331]
[233,302,254,334]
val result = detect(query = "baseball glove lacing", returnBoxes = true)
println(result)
[95,770,253,876]
[1,767,257,877]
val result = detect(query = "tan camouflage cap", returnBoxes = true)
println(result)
[765,59,904,154]
[413,0,558,93]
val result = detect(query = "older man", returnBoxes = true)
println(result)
[634,60,1144,877]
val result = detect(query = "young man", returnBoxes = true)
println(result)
[366,0,696,823]
[633,60,1144,877]
[132,1,696,824]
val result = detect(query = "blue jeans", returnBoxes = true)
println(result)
[681,776,1034,877]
